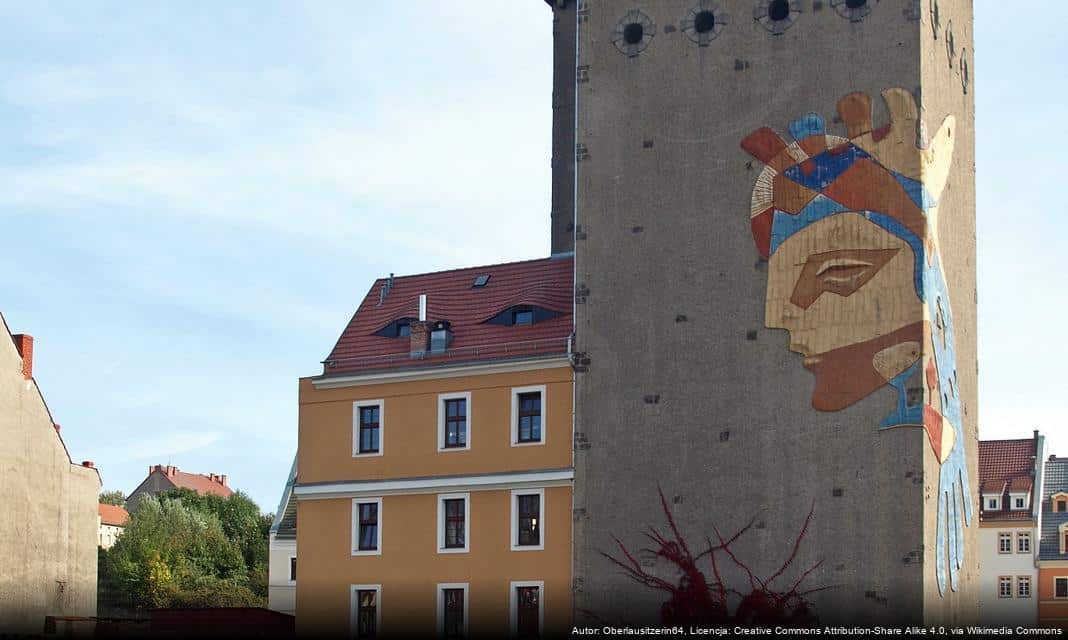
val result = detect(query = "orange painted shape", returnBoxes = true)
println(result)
[821,158,927,241]
[770,173,819,216]
[798,135,827,158]
[836,92,874,139]
[923,405,944,462]
[751,209,775,259]
[741,127,793,172]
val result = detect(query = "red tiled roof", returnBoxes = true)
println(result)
[98,503,129,527]
[978,438,1037,520]
[166,470,234,499]
[979,439,1036,488]
[323,256,574,376]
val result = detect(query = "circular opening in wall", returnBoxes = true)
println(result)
[622,22,645,45]
[768,0,791,21]
[693,10,716,33]
[845,0,867,8]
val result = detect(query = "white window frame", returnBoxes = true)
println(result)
[351,497,383,556]
[998,532,1012,554]
[436,582,469,638]
[985,496,999,511]
[288,556,297,584]
[1056,577,1068,599]
[510,385,547,447]
[998,576,1013,599]
[353,399,384,458]
[1009,492,1028,511]
[438,392,472,452]
[1018,576,1032,598]
[350,584,382,639]
[509,580,544,638]
[1018,532,1032,554]
[511,488,545,552]
[437,493,470,554]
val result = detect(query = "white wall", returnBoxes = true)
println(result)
[98,522,124,550]
[268,536,296,615]
[979,525,1037,625]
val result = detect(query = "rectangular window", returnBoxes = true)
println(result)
[438,393,471,452]
[1018,576,1031,598]
[1015,496,1026,509]
[353,400,384,457]
[517,393,542,444]
[437,493,469,554]
[289,556,297,582]
[1057,578,1068,599]
[350,585,381,638]
[987,498,999,510]
[1018,532,1031,554]
[512,490,544,551]
[1058,499,1067,512]
[511,582,544,639]
[352,498,382,555]
[998,532,1012,554]
[999,576,1012,598]
[437,584,468,639]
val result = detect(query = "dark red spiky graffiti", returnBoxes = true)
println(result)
[598,487,828,626]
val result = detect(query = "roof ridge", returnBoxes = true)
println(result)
[380,255,570,282]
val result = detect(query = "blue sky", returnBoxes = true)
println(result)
[1,3,1064,511]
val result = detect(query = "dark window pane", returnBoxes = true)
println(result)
[444,399,467,448]
[443,589,464,638]
[517,495,540,546]
[358,503,378,551]
[1058,579,1068,598]
[517,393,542,443]
[357,590,377,638]
[444,499,465,548]
[359,406,381,454]
[514,310,534,325]
[289,557,297,581]
[516,586,540,639]
[397,322,410,337]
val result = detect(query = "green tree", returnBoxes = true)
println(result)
[99,489,126,506]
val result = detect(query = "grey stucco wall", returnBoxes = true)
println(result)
[0,327,101,633]
[571,0,977,626]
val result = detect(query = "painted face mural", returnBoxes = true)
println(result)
[741,89,972,595]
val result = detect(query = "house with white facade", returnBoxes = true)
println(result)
[268,456,297,616]
[97,503,129,549]
[979,433,1044,625]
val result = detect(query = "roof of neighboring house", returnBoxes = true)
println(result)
[321,255,573,376]
[978,438,1037,523]
[270,455,297,541]
[1040,458,1068,560]
[99,503,130,527]
[133,465,234,501]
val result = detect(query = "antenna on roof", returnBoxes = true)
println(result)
[378,273,396,307]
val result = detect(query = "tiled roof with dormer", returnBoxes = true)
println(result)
[321,255,573,376]
[979,438,1037,523]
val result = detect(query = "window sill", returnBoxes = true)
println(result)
[511,544,544,552]
[353,451,384,458]
[511,440,546,448]
[438,547,470,555]
[438,445,471,453]
[352,549,382,557]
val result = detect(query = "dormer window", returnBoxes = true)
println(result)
[374,318,415,339]
[986,496,999,511]
[1053,493,1068,512]
[485,306,561,327]
[1010,493,1029,511]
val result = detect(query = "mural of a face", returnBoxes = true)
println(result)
[741,89,972,596]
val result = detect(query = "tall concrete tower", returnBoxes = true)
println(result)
[565,0,977,625]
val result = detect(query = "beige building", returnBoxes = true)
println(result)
[98,503,129,550]
[0,313,101,634]
[292,257,574,637]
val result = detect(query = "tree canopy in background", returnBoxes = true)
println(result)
[99,489,272,612]
[99,489,126,506]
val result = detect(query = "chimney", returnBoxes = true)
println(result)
[429,320,454,355]
[11,334,33,380]
[409,321,429,358]
[219,475,228,487]
[81,460,95,469]
[54,423,61,434]
[167,465,177,477]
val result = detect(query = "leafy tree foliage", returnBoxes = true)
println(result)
[99,489,126,506]
[99,490,270,611]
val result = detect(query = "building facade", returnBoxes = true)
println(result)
[977,435,1043,625]
[126,464,233,512]
[98,503,130,550]
[556,0,978,625]
[293,257,574,637]
[1038,457,1068,627]
[0,314,101,633]
[268,455,298,616]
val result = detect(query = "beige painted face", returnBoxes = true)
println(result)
[765,212,921,358]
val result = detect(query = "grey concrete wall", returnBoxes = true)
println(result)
[548,0,578,255]
[0,326,101,633]
[571,0,976,626]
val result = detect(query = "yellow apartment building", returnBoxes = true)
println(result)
[291,256,574,637]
